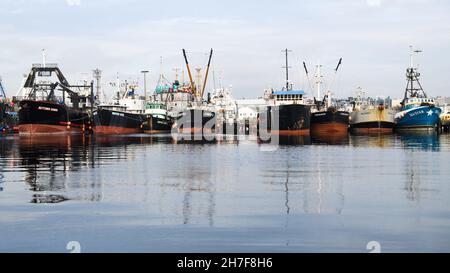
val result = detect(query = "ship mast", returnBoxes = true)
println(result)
[182,49,196,98]
[201,49,213,99]
[42,49,46,68]
[93,69,102,103]
[116,73,121,103]
[282,49,292,91]
[404,45,427,101]
[314,62,323,100]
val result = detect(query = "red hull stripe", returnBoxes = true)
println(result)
[93,126,141,134]
[311,122,348,134]
[268,129,310,136]
[352,128,393,134]
[19,124,84,134]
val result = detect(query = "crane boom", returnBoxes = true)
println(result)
[182,49,196,96]
[335,58,342,72]
[201,49,213,99]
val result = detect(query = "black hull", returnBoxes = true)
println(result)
[144,114,174,133]
[177,109,216,133]
[0,103,5,124]
[18,100,89,133]
[350,121,395,134]
[258,104,311,134]
[93,108,145,134]
[311,110,349,125]
[350,121,395,129]
[311,110,349,134]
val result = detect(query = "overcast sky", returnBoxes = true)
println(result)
[1,0,449,99]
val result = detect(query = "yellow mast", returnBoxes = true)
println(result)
[201,49,213,99]
[182,49,196,97]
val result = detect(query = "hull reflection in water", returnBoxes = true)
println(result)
[17,135,88,202]
[258,135,312,145]
[396,131,440,151]
[1,133,450,252]
[311,132,349,145]
[349,133,396,148]
[14,135,178,203]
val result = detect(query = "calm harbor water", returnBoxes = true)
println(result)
[1,132,450,252]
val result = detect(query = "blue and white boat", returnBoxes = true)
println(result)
[394,47,441,131]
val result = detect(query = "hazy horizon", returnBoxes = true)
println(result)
[1,0,449,100]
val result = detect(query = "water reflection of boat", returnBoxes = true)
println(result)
[94,135,175,145]
[258,135,312,146]
[171,132,218,144]
[16,135,88,202]
[259,147,345,215]
[311,132,349,145]
[396,131,440,151]
[31,194,69,204]
[349,134,395,148]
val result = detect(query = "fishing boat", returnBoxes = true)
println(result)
[311,105,349,135]
[16,56,94,135]
[258,49,311,135]
[440,106,450,132]
[308,59,349,135]
[0,77,10,133]
[210,85,238,135]
[1,96,21,134]
[92,78,145,134]
[259,91,311,135]
[0,102,8,133]
[394,47,441,131]
[178,108,216,134]
[176,49,216,134]
[349,88,396,134]
[143,101,173,134]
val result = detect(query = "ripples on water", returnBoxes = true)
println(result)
[0,133,450,252]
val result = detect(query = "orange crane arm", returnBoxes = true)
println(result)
[182,49,196,96]
[201,49,213,99]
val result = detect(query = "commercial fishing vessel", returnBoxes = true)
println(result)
[0,77,12,133]
[210,85,238,135]
[394,47,441,131]
[143,101,173,134]
[175,49,216,134]
[308,59,349,135]
[92,79,145,134]
[349,88,396,134]
[17,59,94,134]
[258,49,311,135]
[441,107,450,131]
[311,104,349,135]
